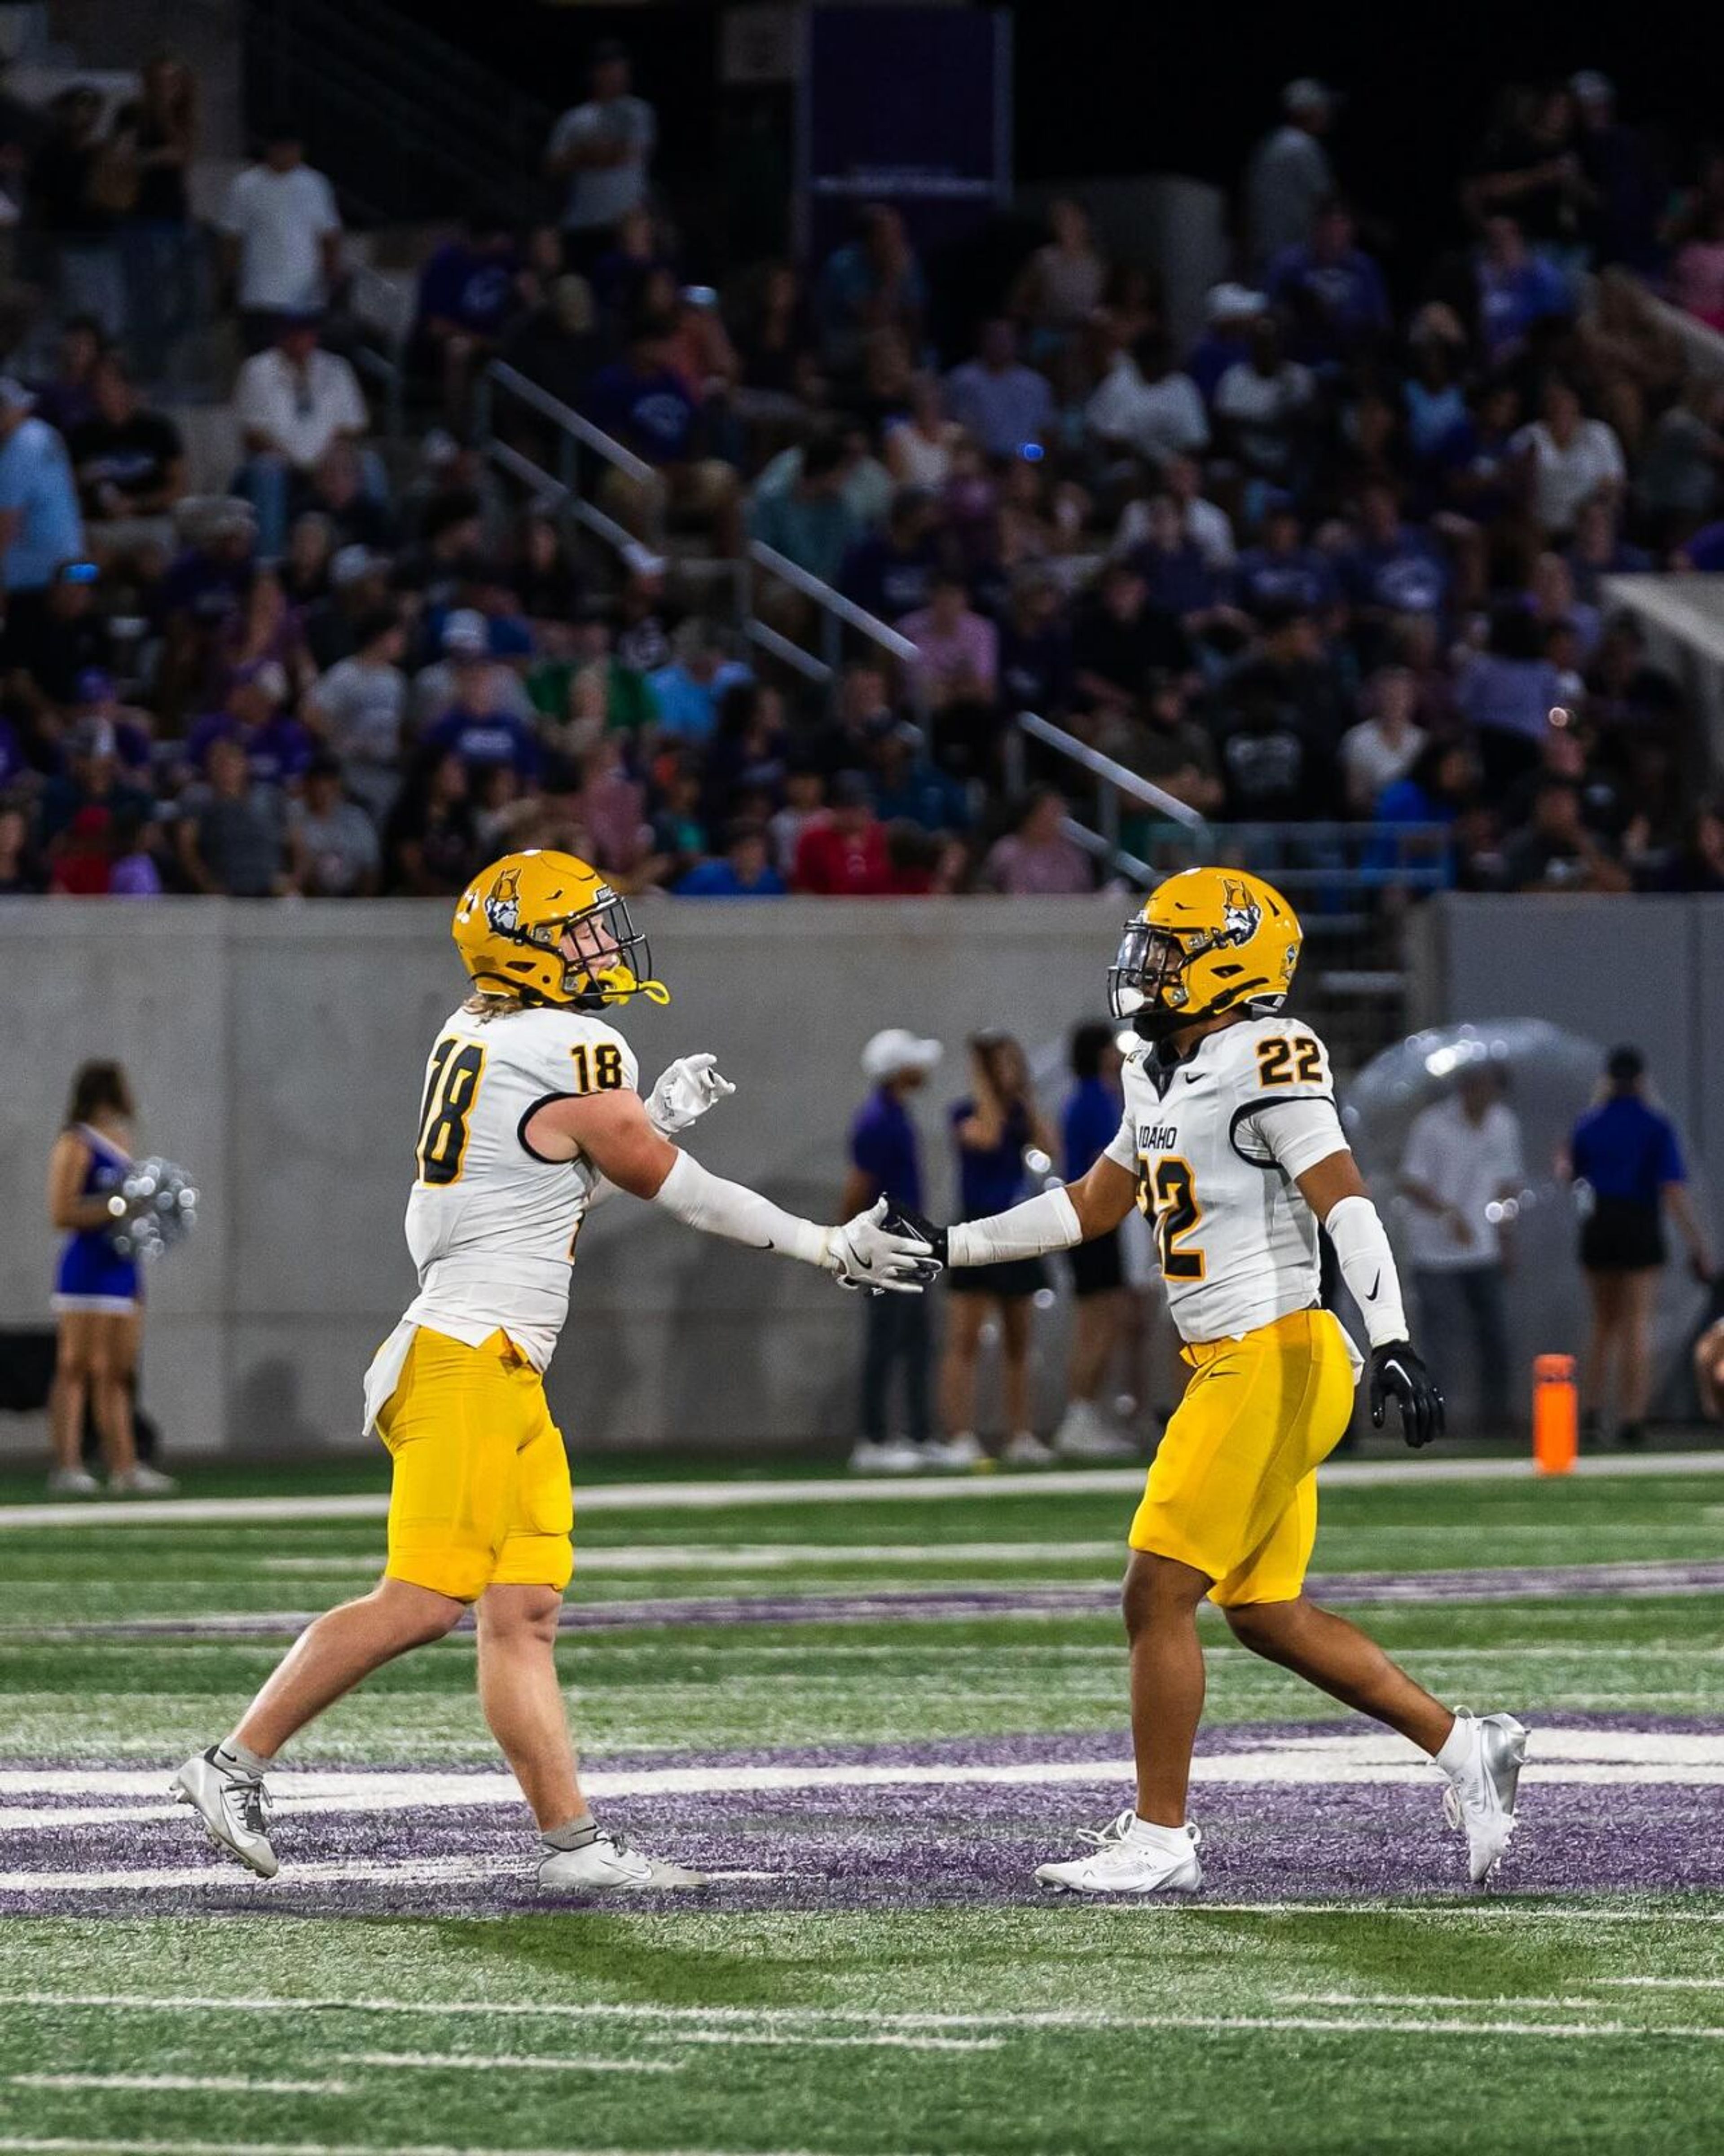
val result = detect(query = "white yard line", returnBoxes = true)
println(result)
[0,1999,1719,2045]
[4,1729,1722,1839]
[1599,1976,1724,1990]
[264,1542,1125,1574]
[4,1451,1721,1532]
[0,2142,845,2156]
[12,2072,351,2094]
[332,2051,677,2076]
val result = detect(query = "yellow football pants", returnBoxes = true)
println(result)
[1129,1307,1356,1605]
[375,1326,574,1602]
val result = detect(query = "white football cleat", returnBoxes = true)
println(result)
[921,1431,985,1470]
[1035,1809,1204,1895]
[1001,1430,1056,1466]
[1052,1402,1139,1462]
[110,1463,178,1495]
[538,1829,708,1894]
[46,1466,101,1496]
[1440,1709,1529,1884]
[170,1747,278,1878]
[849,1438,925,1475]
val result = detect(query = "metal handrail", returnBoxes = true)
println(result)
[479,363,656,488]
[1007,710,1206,828]
[473,361,664,562]
[747,542,920,662]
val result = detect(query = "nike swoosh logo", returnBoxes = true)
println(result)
[1183,1071,1200,1085]
[1367,1270,1381,1300]
[857,1253,874,1270]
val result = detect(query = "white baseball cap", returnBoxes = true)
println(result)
[862,1028,943,1084]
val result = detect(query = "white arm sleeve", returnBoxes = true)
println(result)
[1325,1193,1409,1349]
[651,1149,830,1269]
[1240,1094,1349,1180]
[948,1187,1083,1267]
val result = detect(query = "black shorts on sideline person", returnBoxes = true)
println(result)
[1580,1197,1666,1274]
[1067,1228,1124,1298]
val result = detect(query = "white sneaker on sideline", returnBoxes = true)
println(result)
[849,1437,925,1475]
[170,1747,277,1878]
[539,1829,708,1894]
[1440,1708,1529,1885]
[1001,1430,1056,1466]
[110,1463,178,1495]
[46,1467,101,1496]
[1052,1402,1139,1462]
[921,1432,985,1470]
[1036,1810,1204,1894]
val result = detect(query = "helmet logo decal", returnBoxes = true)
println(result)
[484,865,522,936]
[1219,879,1260,946]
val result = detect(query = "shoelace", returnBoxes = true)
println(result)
[223,1773,273,1837]
[1074,1812,1203,1855]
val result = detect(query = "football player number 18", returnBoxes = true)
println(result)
[416,1035,629,1187]
[416,1039,487,1186]
[1139,1153,1206,1281]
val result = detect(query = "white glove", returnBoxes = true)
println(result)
[822,1196,940,1295]
[645,1052,736,1137]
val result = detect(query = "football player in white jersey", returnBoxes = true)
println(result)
[172,849,935,1893]
[893,868,1528,1891]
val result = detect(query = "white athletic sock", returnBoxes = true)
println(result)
[541,1814,599,1851]
[1434,1713,1475,1778]
[1125,1815,1192,1853]
[213,1740,271,1778]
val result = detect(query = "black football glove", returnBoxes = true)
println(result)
[1369,1340,1445,1450]
[882,1200,948,1269]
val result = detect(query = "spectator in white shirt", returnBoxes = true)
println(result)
[1245,80,1337,269]
[1339,666,1428,811]
[1512,376,1626,540]
[545,41,656,273]
[1399,1066,1526,1434]
[1085,335,1209,468]
[218,121,343,349]
[233,314,373,554]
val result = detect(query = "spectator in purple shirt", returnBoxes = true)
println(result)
[1233,503,1339,619]
[944,320,1054,459]
[413,209,528,424]
[420,609,543,781]
[1473,215,1572,365]
[1267,202,1392,366]
[840,487,941,623]
[583,317,742,556]
[1339,482,1451,630]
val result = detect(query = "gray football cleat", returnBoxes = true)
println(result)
[538,1828,708,1894]
[170,1747,278,1878]
[1440,1709,1529,1885]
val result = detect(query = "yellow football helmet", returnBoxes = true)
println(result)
[452,850,668,1009]
[1108,866,1302,1041]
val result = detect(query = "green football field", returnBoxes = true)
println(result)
[2,1456,1723,2156]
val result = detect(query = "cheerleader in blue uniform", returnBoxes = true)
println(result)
[46,1061,173,1494]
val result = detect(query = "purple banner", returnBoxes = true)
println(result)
[800,6,1012,264]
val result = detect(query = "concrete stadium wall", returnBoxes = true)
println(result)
[1406,894,1724,1415]
[0,898,1130,1459]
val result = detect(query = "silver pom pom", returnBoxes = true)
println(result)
[106,1158,198,1261]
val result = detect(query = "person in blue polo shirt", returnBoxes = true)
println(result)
[1568,1044,1714,1449]
[844,1027,942,1473]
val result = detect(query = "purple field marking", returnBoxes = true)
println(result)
[39,1556,1724,1641]
[4,1717,1723,1918]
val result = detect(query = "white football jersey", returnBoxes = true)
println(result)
[1104,1014,1350,1346]
[399,1002,639,1370]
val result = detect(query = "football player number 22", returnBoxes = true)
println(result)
[416,1038,487,1186]
[1141,1154,1205,1280]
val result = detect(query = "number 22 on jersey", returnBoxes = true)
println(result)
[1138,1154,1206,1280]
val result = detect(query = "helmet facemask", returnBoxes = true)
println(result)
[1108,921,1198,1041]
[544,891,666,1008]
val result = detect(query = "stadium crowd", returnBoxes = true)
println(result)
[2,57,1724,901]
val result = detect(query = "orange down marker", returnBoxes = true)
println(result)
[1533,1354,1578,1475]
